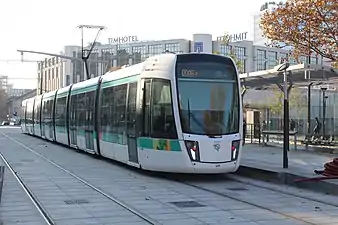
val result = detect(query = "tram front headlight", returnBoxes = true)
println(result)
[185,140,200,161]
[231,140,240,161]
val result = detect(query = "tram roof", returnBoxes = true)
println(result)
[239,63,338,90]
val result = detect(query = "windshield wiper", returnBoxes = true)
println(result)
[187,98,205,131]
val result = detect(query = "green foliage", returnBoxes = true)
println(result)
[268,87,306,115]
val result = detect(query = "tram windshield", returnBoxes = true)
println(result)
[176,54,240,136]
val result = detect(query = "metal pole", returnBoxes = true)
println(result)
[283,69,289,168]
[40,61,43,95]
[323,90,326,137]
[307,82,312,137]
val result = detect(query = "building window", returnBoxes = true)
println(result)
[117,45,130,53]
[279,52,288,62]
[257,49,266,71]
[234,46,246,73]
[148,44,163,56]
[310,56,318,64]
[165,43,180,53]
[220,44,232,55]
[132,46,147,60]
[268,51,278,69]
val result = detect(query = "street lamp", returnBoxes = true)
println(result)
[275,62,290,169]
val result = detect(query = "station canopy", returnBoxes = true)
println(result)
[239,63,338,90]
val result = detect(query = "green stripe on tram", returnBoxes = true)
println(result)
[138,137,182,152]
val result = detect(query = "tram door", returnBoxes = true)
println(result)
[69,95,78,146]
[127,82,138,163]
[84,91,95,152]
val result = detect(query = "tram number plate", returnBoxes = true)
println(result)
[215,164,221,167]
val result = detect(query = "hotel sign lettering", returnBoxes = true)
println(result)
[216,32,248,43]
[108,36,139,44]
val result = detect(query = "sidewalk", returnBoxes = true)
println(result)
[237,143,338,195]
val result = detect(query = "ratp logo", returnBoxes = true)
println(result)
[213,144,220,151]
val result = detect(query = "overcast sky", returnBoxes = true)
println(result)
[0,0,268,89]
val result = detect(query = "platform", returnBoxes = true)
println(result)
[238,143,338,195]
[2,127,321,225]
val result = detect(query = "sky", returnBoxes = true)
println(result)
[0,0,268,89]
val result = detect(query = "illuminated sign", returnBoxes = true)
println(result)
[216,32,248,43]
[108,35,138,44]
[181,69,198,77]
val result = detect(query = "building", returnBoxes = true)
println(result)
[36,32,323,93]
[253,1,281,46]
[6,89,36,120]
[0,75,9,93]
[37,56,64,95]
[7,88,34,97]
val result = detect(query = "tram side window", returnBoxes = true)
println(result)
[76,93,86,130]
[126,82,137,133]
[144,79,177,139]
[34,100,39,125]
[42,100,47,124]
[229,88,240,133]
[46,100,51,125]
[100,86,114,133]
[55,97,67,128]
[143,80,151,137]
[112,84,128,135]
[85,91,95,130]
[49,98,54,124]
[36,100,41,125]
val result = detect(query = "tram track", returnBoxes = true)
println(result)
[174,178,318,225]
[0,152,55,225]
[0,132,160,225]
[226,174,338,208]
[164,174,338,225]
[3,130,338,225]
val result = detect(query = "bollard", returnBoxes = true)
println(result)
[0,166,4,204]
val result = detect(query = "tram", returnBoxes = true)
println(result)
[21,53,243,174]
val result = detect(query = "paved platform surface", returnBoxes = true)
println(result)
[0,158,47,225]
[240,143,338,191]
[1,127,338,224]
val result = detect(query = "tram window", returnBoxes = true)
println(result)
[100,86,114,133]
[49,98,54,123]
[85,91,95,130]
[112,84,128,135]
[126,82,137,133]
[150,79,177,139]
[76,93,86,129]
[42,100,46,124]
[55,97,67,128]
[35,100,40,125]
[143,80,151,136]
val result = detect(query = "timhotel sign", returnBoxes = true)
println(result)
[216,32,248,43]
[108,35,139,44]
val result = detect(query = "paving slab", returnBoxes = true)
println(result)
[0,151,46,224]
[2,128,338,224]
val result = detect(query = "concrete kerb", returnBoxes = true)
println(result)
[235,165,338,196]
[0,165,4,204]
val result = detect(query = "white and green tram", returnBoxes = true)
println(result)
[21,53,243,173]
